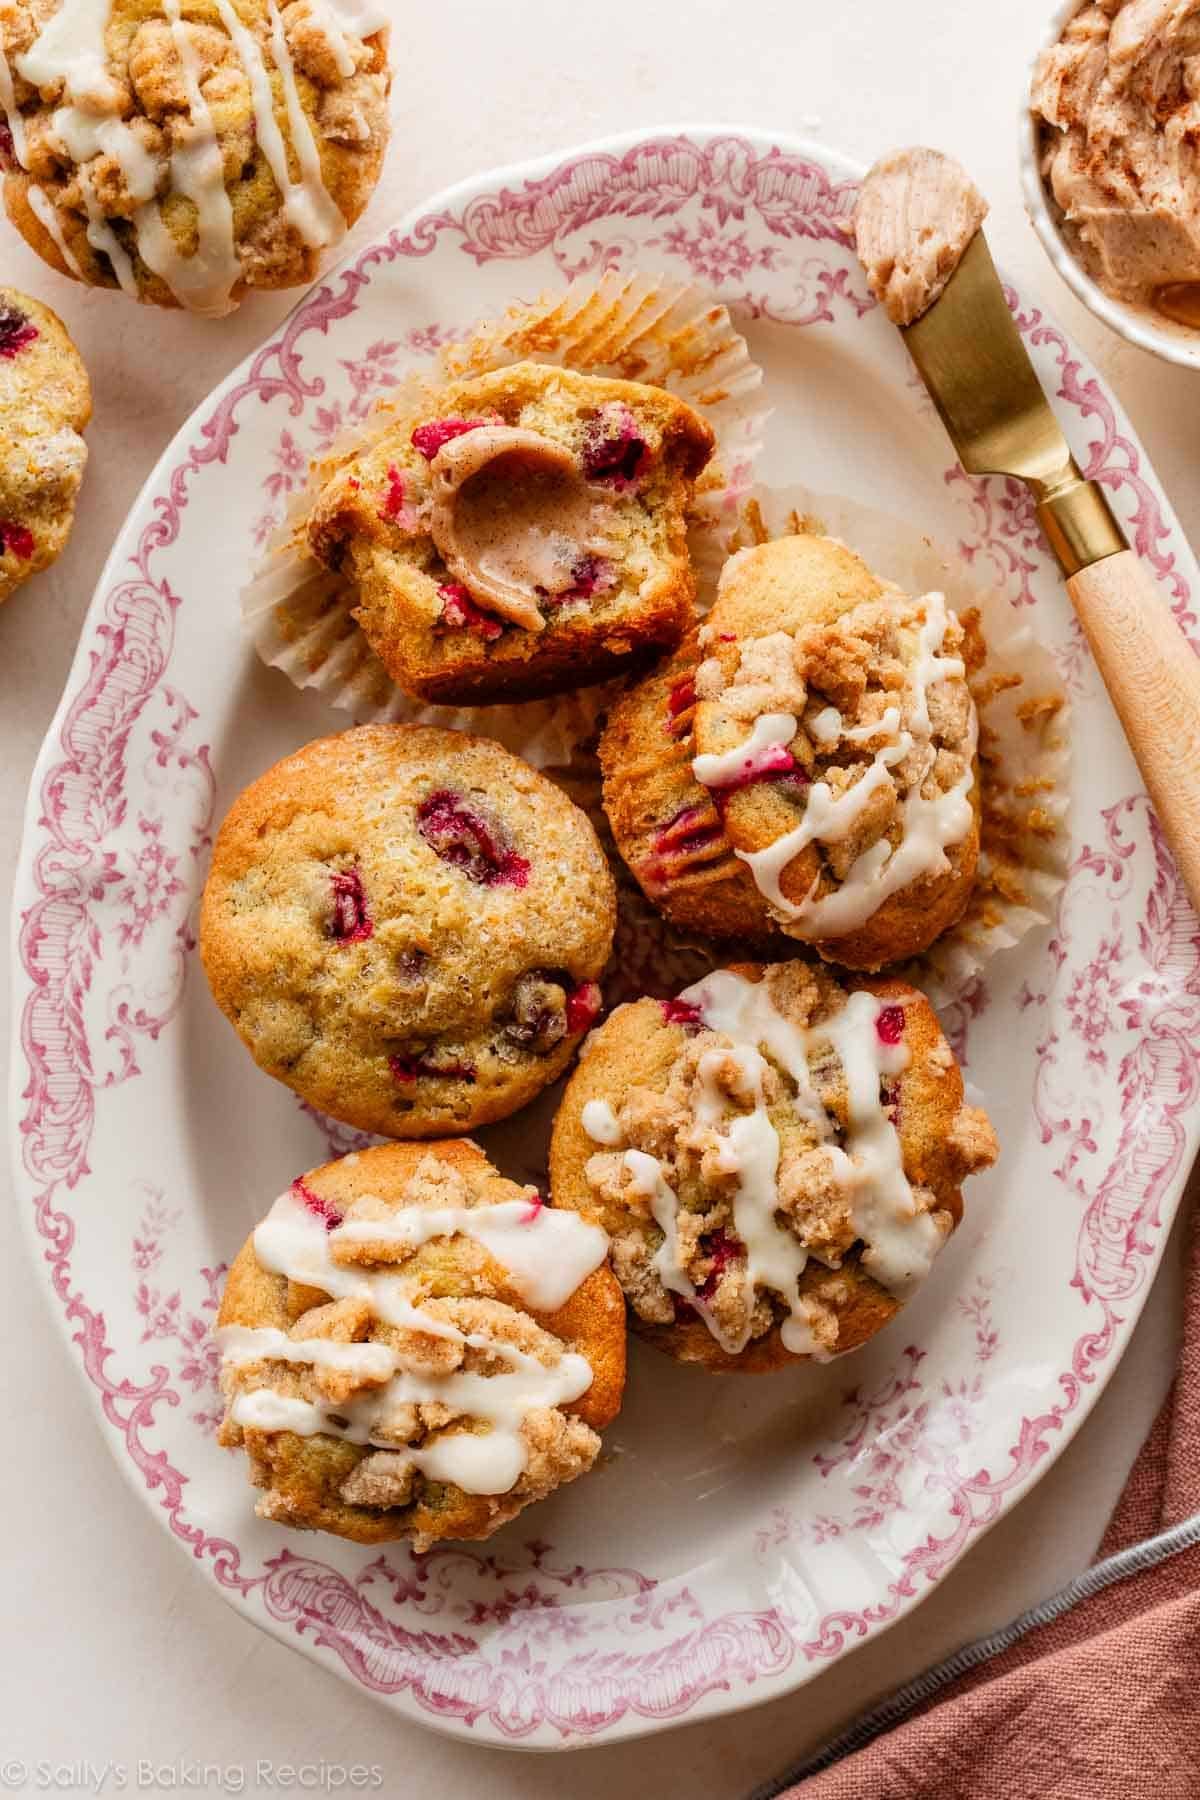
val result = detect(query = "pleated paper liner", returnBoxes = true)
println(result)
[688,482,1072,1003]
[241,271,769,769]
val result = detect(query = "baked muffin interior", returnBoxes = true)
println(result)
[306,361,714,702]
[218,1141,625,1548]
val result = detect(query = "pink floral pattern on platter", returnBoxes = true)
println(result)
[131,1191,226,1433]
[13,132,1200,1742]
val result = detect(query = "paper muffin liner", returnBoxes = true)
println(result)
[694,482,1072,1002]
[241,271,769,768]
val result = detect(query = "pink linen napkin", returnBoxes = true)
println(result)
[762,1184,1200,1800]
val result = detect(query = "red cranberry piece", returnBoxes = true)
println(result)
[379,464,417,526]
[416,789,530,888]
[661,997,703,1029]
[390,1052,477,1084]
[292,1177,343,1231]
[0,301,38,359]
[329,866,372,944]
[0,121,13,168]
[434,583,504,643]
[876,1004,906,1046]
[0,522,34,560]
[411,418,488,461]
[653,805,723,857]
[697,1227,743,1302]
[582,405,648,486]
[565,980,603,1034]
[520,1191,545,1224]
[664,677,696,739]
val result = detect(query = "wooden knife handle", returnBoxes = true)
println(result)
[1067,549,1200,912]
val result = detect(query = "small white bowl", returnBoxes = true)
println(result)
[1020,0,1200,370]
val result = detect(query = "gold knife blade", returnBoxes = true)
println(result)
[901,231,1126,576]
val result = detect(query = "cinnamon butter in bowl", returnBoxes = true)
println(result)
[1022,0,1200,368]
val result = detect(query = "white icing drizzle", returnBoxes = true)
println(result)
[698,592,976,937]
[213,0,345,250]
[303,0,390,76]
[26,183,85,277]
[9,0,362,314]
[691,713,796,788]
[218,1187,601,1498]
[328,1197,609,1314]
[582,1099,623,1145]
[595,971,945,1358]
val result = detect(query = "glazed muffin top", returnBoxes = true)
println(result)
[0,0,391,314]
[199,725,617,1138]
[217,1140,626,1548]
[550,960,998,1370]
[691,535,982,970]
[0,284,90,602]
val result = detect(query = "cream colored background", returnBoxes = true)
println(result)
[3,1,1194,1794]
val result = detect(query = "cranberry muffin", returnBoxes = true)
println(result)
[200,725,617,1137]
[0,287,89,602]
[550,960,997,1372]
[599,630,775,942]
[305,361,715,705]
[691,535,982,970]
[217,1140,626,1547]
[0,1,391,315]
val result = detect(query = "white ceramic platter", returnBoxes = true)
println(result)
[12,128,1200,1750]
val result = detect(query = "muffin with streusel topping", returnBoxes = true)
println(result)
[690,534,983,971]
[304,361,714,705]
[0,286,90,601]
[550,959,997,1371]
[200,724,616,1138]
[598,630,775,942]
[217,1140,626,1547]
[0,0,391,315]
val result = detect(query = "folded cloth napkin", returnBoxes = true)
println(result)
[759,1183,1200,1800]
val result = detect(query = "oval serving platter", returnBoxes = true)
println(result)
[11,126,1200,1750]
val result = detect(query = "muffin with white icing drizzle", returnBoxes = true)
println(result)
[0,285,90,602]
[550,960,998,1372]
[690,533,982,971]
[217,1140,626,1547]
[199,724,616,1138]
[598,630,775,941]
[303,360,715,705]
[0,0,391,316]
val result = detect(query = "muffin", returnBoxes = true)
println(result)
[0,286,90,601]
[304,361,715,705]
[550,960,998,1372]
[217,1140,626,1547]
[0,1,391,315]
[598,631,774,941]
[690,535,982,970]
[200,724,617,1137]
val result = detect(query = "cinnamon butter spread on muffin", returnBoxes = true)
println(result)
[550,961,998,1372]
[0,285,90,601]
[598,630,775,942]
[217,1140,626,1547]
[199,724,616,1138]
[690,534,982,971]
[304,361,715,705]
[0,0,391,315]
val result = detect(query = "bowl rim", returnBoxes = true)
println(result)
[1019,0,1200,370]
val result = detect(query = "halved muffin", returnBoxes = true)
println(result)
[305,361,714,704]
